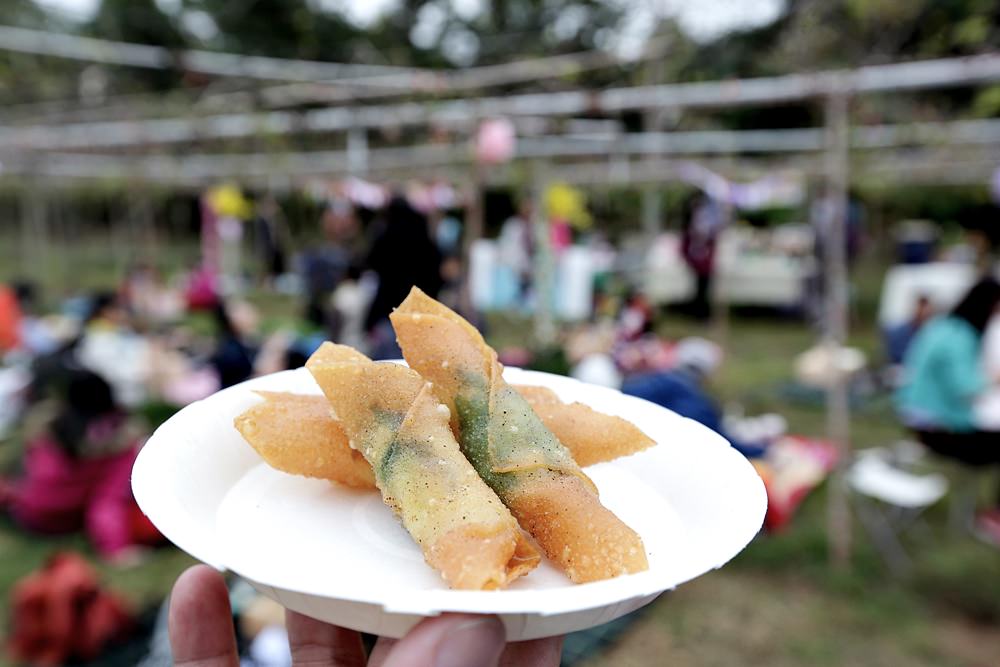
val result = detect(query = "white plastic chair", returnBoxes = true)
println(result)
[848,447,948,573]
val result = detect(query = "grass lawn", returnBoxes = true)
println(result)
[1,241,999,665]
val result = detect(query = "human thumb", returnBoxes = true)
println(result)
[380,614,505,667]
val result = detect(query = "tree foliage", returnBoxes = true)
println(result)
[2,0,999,120]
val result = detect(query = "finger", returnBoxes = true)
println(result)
[366,637,397,667]
[168,565,239,667]
[500,636,564,667]
[285,609,366,667]
[377,614,505,667]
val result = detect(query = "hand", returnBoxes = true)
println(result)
[168,565,563,667]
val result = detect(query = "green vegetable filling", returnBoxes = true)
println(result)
[455,382,516,495]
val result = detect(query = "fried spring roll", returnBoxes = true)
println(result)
[390,288,648,583]
[234,391,375,489]
[236,384,653,491]
[304,342,540,590]
[516,385,656,467]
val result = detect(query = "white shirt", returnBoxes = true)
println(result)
[975,315,1000,429]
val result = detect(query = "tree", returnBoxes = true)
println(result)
[87,0,187,91]
[89,0,185,48]
[0,1,79,108]
[186,0,362,62]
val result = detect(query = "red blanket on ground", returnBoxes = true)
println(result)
[7,553,134,666]
[754,436,840,532]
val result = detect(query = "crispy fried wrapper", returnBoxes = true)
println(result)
[304,343,539,590]
[391,288,648,583]
[234,391,375,489]
[514,385,656,467]
[235,384,654,489]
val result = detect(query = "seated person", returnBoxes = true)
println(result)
[75,291,151,408]
[618,290,655,342]
[210,301,257,389]
[2,370,156,561]
[896,277,1000,541]
[884,293,935,366]
[622,337,762,457]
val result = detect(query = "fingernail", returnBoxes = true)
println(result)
[434,617,505,667]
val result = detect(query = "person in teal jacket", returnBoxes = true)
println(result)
[897,276,1000,542]
[898,277,1000,434]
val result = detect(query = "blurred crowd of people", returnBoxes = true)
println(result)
[0,187,471,665]
[2,177,999,664]
[9,180,993,564]
[0,188,462,565]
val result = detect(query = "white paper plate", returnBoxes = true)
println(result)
[132,366,766,640]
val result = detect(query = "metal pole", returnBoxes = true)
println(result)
[530,162,556,346]
[640,186,662,240]
[823,85,852,569]
[8,54,1000,152]
[35,191,49,288]
[640,81,664,242]
[138,186,156,266]
[51,192,68,294]
[347,128,369,175]
[711,197,733,347]
[460,163,485,318]
[18,186,37,280]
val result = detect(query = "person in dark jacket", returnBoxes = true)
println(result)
[209,302,255,389]
[364,195,443,337]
